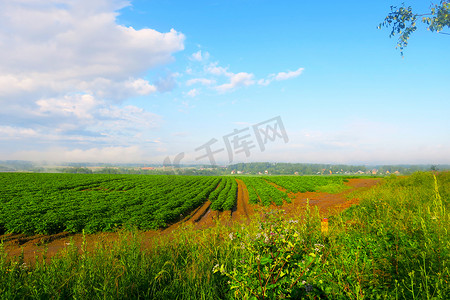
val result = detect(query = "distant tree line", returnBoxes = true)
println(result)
[1,160,449,176]
[226,162,449,175]
[57,167,221,176]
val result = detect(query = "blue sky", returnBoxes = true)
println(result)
[0,0,449,165]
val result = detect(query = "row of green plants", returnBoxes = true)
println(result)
[241,175,351,207]
[264,176,349,194]
[222,178,238,211]
[241,177,290,206]
[0,174,222,234]
[0,172,448,299]
[210,178,238,211]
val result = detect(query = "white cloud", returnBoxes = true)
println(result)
[0,92,162,151]
[0,126,39,139]
[257,78,272,86]
[186,78,216,86]
[274,67,304,81]
[0,0,181,160]
[98,104,161,132]
[258,67,304,86]
[195,61,304,92]
[36,94,98,120]
[126,78,157,95]
[205,63,231,76]
[190,50,210,62]
[0,0,184,103]
[187,88,199,97]
[199,61,257,92]
[216,72,255,92]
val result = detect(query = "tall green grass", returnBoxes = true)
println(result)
[0,172,448,299]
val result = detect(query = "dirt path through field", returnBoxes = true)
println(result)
[1,178,380,263]
[231,179,254,222]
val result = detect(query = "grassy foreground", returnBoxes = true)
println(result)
[1,172,449,299]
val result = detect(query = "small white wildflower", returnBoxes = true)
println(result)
[228,232,234,240]
[212,264,219,273]
[314,243,325,252]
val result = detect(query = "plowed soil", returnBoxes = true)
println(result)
[1,178,380,263]
[270,178,380,217]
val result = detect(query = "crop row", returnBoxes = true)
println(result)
[240,177,289,206]
[210,177,238,211]
[0,173,221,234]
[264,176,348,194]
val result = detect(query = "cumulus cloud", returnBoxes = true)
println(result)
[0,93,161,144]
[190,50,210,62]
[194,61,303,92]
[0,0,182,160]
[126,79,158,95]
[258,67,304,86]
[216,72,255,92]
[257,78,272,86]
[0,1,185,102]
[0,1,184,101]
[0,126,40,140]
[36,94,98,121]
[201,61,256,92]
[205,63,232,76]
[187,88,199,97]
[275,67,304,80]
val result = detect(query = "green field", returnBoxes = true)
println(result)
[0,173,351,235]
[0,173,222,233]
[0,172,448,299]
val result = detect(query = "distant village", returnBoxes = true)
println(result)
[229,168,401,176]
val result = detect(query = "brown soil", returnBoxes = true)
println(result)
[231,179,255,222]
[1,178,380,263]
[276,178,381,218]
